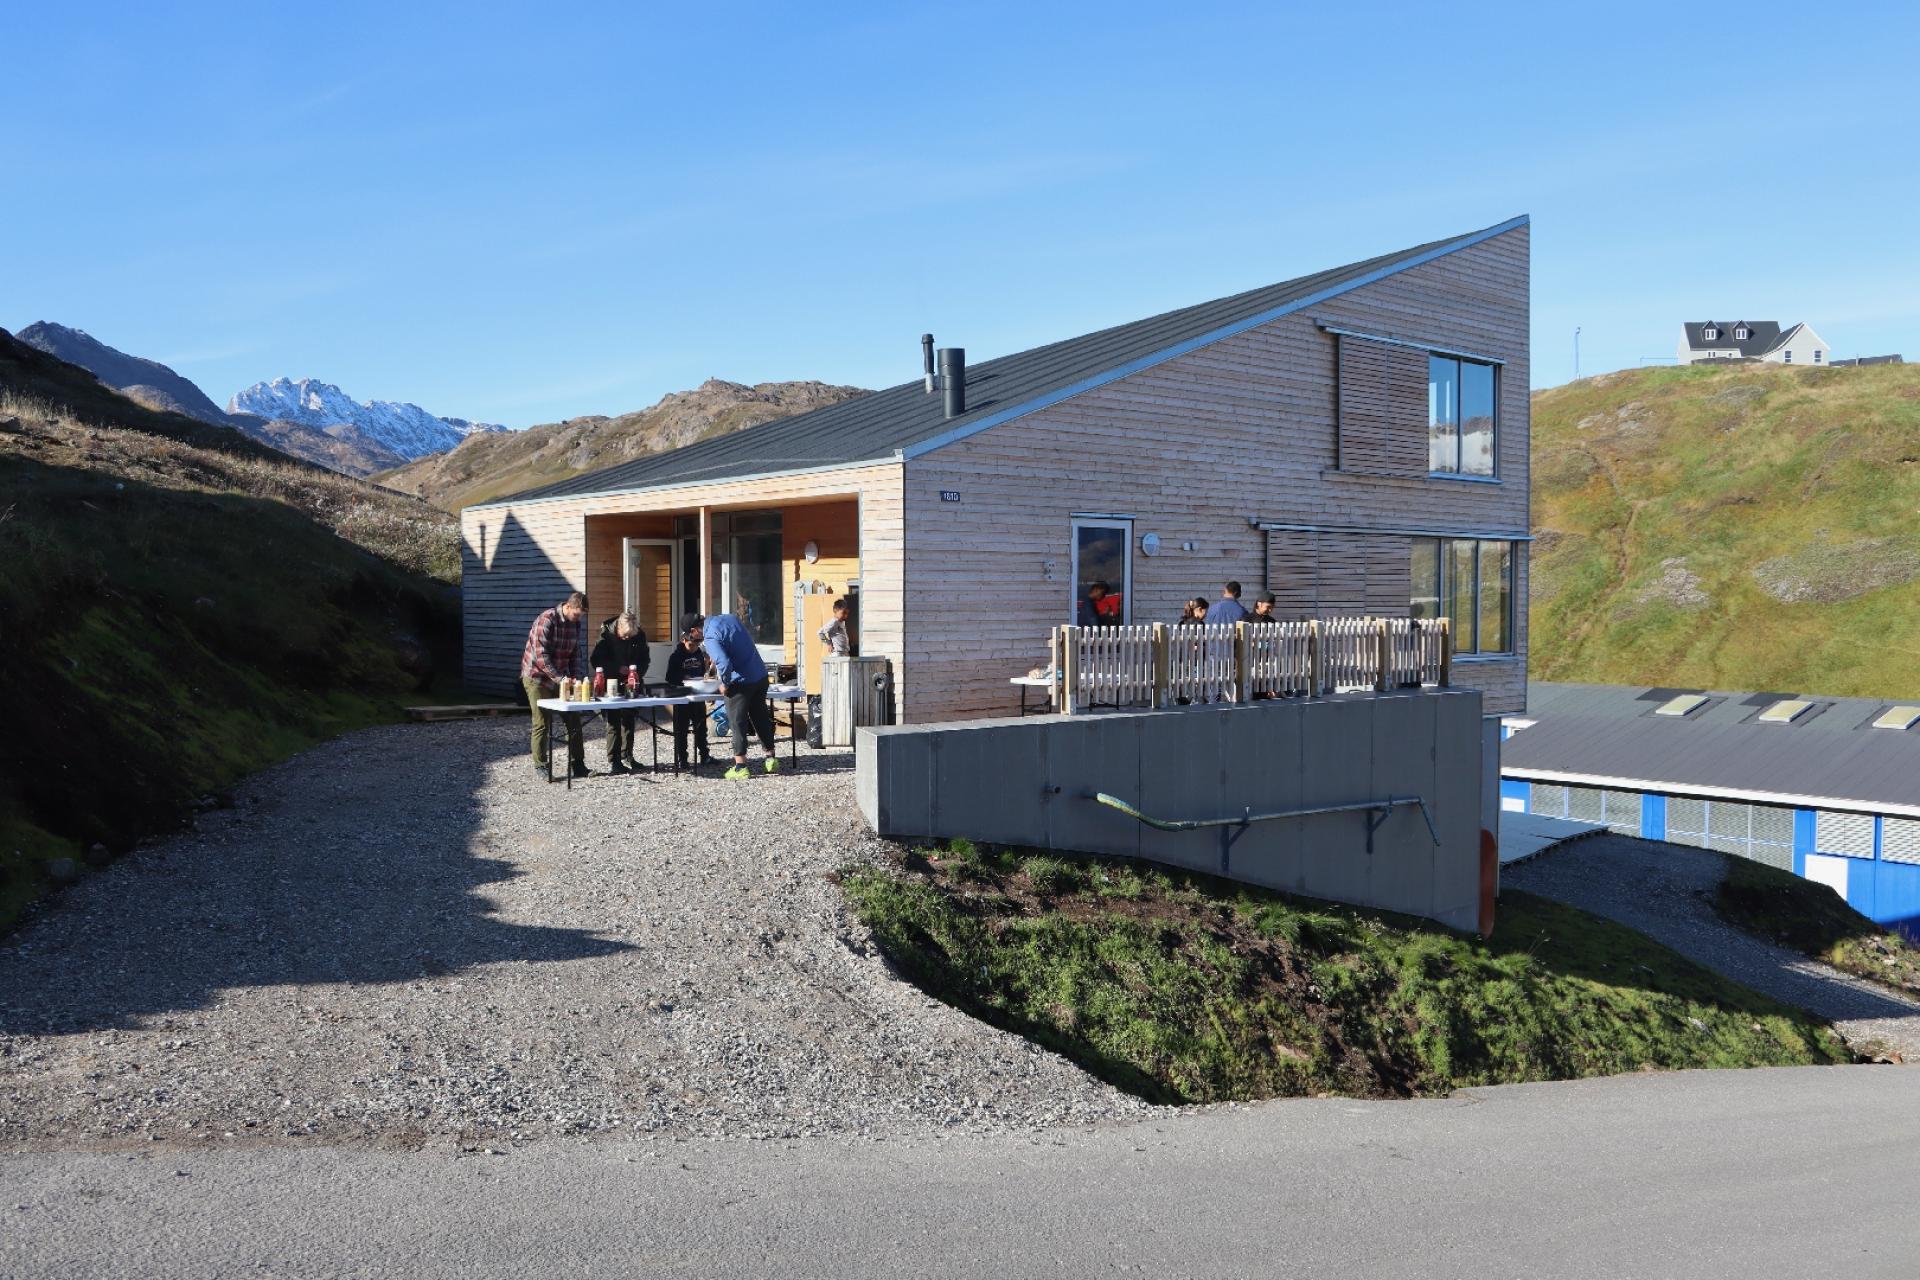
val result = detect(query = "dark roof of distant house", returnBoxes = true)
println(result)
[1503,682,1920,815]
[1833,354,1905,366]
[479,214,1530,508]
[1682,320,1786,357]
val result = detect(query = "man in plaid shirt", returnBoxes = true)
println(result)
[521,591,589,777]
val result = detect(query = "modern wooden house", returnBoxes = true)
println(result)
[461,215,1531,750]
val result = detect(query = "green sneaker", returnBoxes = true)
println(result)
[724,765,751,781]
[763,757,782,774]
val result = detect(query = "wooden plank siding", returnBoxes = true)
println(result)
[460,464,905,705]
[900,223,1529,721]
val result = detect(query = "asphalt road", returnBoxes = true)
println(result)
[5,1065,1917,1279]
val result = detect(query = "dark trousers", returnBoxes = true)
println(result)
[605,709,638,763]
[522,677,584,768]
[725,678,776,758]
[671,702,710,763]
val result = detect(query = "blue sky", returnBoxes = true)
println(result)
[8,1,1918,428]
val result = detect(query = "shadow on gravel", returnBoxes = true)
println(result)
[0,724,634,1035]
[1506,835,1920,1025]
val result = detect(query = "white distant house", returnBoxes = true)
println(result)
[1677,320,1830,366]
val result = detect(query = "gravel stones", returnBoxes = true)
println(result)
[0,720,1154,1151]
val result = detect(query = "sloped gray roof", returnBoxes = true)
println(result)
[1504,682,1920,815]
[1682,320,1785,357]
[479,214,1529,508]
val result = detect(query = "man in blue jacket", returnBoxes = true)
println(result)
[699,612,781,779]
[1204,580,1249,625]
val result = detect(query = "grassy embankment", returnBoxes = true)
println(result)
[843,842,1850,1104]
[1714,858,1920,998]
[1530,361,1920,699]
[0,345,464,931]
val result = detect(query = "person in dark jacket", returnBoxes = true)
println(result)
[590,611,649,773]
[664,612,714,768]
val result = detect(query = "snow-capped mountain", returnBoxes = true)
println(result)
[227,377,506,461]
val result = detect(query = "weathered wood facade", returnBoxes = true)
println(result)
[460,218,1530,726]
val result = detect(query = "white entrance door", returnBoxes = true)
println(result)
[623,538,679,645]
[1070,517,1133,626]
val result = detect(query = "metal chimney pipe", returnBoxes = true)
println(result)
[938,347,966,418]
[921,334,936,393]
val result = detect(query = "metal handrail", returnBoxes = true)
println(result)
[1087,790,1441,852]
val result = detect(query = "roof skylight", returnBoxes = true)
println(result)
[1757,699,1812,724]
[1654,694,1707,718]
[1872,705,1920,731]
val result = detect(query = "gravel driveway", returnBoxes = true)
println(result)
[0,720,1153,1151]
[1505,835,1920,1060]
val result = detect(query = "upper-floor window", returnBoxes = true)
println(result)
[1428,356,1496,477]
[1784,350,1793,363]
[1734,326,1749,340]
[1703,326,1719,341]
[1813,349,1822,364]
[1411,537,1513,655]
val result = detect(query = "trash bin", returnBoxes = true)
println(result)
[821,656,891,746]
[805,695,824,749]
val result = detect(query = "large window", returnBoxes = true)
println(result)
[709,510,784,649]
[1428,356,1496,476]
[1411,538,1514,655]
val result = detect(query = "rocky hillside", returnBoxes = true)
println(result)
[1529,362,1920,699]
[13,323,503,477]
[0,327,461,930]
[15,321,232,425]
[376,377,870,511]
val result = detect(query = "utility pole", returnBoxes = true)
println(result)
[1574,327,1582,381]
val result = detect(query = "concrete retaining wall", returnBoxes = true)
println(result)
[856,689,1486,932]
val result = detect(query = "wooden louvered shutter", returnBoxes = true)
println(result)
[1336,335,1427,476]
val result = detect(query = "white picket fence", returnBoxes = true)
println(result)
[1053,617,1449,714]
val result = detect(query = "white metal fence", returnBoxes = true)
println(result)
[1052,617,1450,714]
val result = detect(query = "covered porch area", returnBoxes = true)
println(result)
[582,494,866,689]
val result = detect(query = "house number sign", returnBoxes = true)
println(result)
[940,490,962,503]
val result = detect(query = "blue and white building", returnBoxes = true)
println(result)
[1501,683,1920,936]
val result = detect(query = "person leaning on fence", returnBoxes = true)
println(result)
[665,613,715,768]
[1204,580,1248,625]
[699,611,780,780]
[521,591,589,779]
[1246,592,1282,699]
[590,610,650,774]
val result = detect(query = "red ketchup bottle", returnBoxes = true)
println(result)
[592,667,606,698]
[626,665,639,694]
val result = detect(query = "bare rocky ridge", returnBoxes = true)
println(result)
[377,378,870,512]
